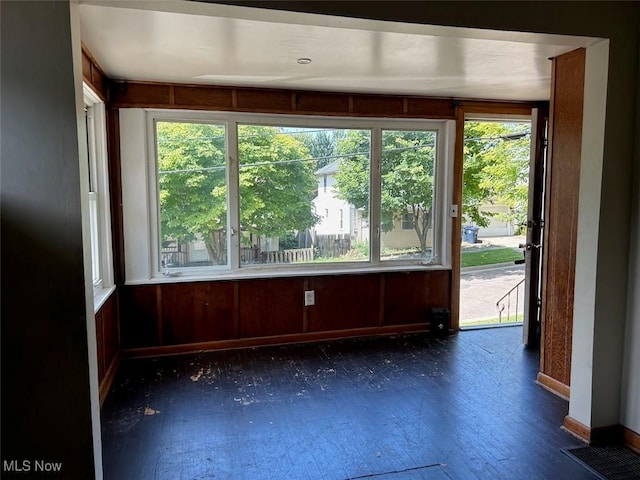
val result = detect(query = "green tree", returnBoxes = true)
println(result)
[299,128,347,168]
[238,125,318,241]
[157,122,227,263]
[157,122,318,264]
[333,130,436,254]
[463,122,530,229]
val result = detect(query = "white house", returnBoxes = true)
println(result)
[311,161,368,242]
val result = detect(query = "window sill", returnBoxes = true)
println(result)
[125,263,452,286]
[94,285,116,312]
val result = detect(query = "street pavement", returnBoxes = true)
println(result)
[460,263,525,324]
[460,235,526,324]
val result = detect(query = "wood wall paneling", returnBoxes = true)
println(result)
[540,48,585,389]
[91,68,108,103]
[110,82,172,107]
[238,277,306,338]
[294,91,351,114]
[107,80,467,119]
[119,271,452,355]
[82,50,92,87]
[81,45,108,101]
[307,274,380,332]
[384,270,451,326]
[173,85,234,109]
[455,100,540,117]
[107,109,126,285]
[95,292,119,404]
[95,307,105,381]
[237,88,292,112]
[103,78,544,354]
[406,98,455,118]
[101,292,119,371]
[161,281,236,345]
[351,95,404,115]
[450,106,466,330]
[119,285,160,348]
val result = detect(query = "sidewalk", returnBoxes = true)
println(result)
[462,234,525,251]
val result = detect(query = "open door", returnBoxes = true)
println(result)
[522,108,548,347]
[536,48,585,398]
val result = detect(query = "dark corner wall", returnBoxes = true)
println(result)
[1,2,97,479]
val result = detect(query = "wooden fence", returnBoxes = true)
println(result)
[261,247,314,264]
[315,234,351,258]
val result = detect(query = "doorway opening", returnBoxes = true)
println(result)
[459,118,536,332]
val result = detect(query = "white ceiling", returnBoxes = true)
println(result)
[79,1,597,101]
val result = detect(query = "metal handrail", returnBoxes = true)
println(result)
[496,278,525,323]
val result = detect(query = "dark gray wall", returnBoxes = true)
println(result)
[0,1,637,477]
[1,1,96,478]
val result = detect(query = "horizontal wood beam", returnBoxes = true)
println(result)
[107,79,543,119]
[455,100,542,117]
[108,80,458,118]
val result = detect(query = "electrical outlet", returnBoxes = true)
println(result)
[304,290,315,306]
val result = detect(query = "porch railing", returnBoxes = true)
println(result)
[496,278,525,324]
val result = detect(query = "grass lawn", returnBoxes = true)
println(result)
[461,247,523,268]
[460,314,524,327]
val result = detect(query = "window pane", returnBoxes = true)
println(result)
[237,125,370,265]
[381,130,436,262]
[89,192,100,285]
[156,121,227,269]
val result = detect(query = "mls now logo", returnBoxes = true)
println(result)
[3,460,31,472]
[3,459,63,473]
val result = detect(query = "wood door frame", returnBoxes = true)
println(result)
[523,107,549,347]
[451,102,546,330]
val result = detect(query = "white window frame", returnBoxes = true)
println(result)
[120,108,454,284]
[83,85,114,308]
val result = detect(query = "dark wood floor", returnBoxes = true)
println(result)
[101,327,597,480]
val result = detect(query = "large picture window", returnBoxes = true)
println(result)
[380,129,437,262]
[156,121,227,270]
[122,110,451,281]
[237,125,371,265]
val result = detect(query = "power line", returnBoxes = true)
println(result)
[465,132,530,143]
[158,143,436,175]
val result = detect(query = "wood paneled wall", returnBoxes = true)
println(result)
[81,45,108,101]
[108,81,456,118]
[95,292,119,404]
[82,46,536,360]
[119,270,451,356]
[539,48,585,393]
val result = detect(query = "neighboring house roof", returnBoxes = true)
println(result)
[315,160,339,176]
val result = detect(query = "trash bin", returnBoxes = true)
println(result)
[463,225,479,243]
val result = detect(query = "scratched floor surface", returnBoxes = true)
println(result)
[101,327,597,480]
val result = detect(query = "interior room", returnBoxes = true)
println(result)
[2,1,639,479]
